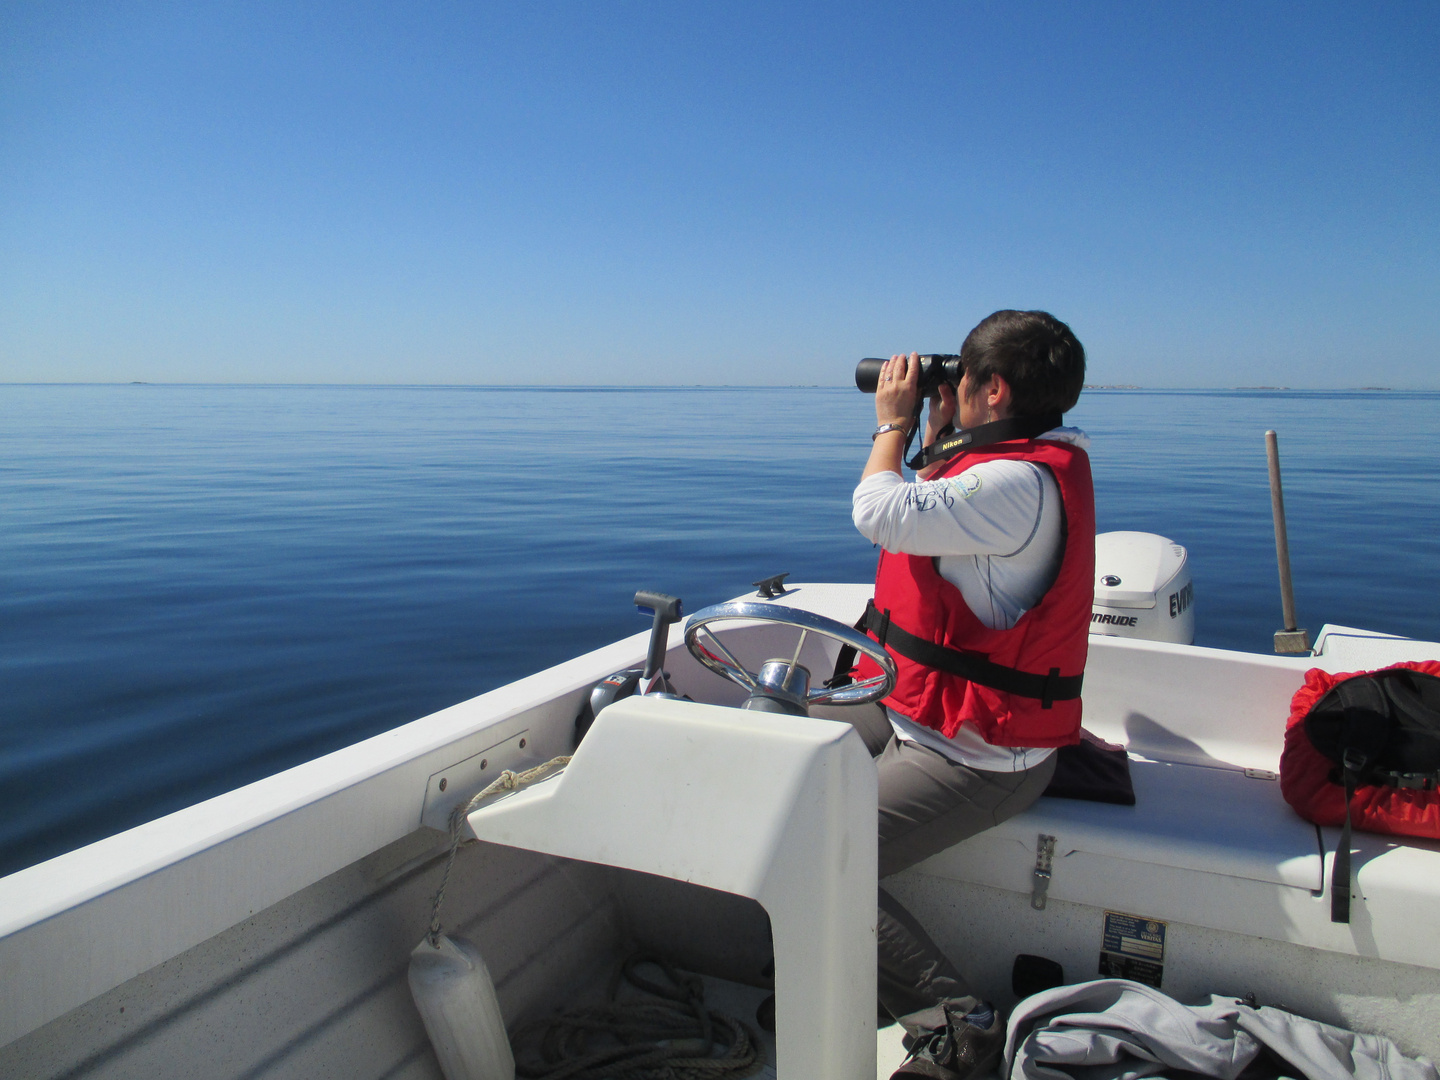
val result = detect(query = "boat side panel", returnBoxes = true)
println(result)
[1081,637,1311,771]
[0,832,625,1080]
[887,873,1440,1062]
[1311,625,1440,670]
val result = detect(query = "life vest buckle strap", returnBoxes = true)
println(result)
[1041,667,1061,710]
[861,606,1083,703]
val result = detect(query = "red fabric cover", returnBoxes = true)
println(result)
[1280,660,1440,838]
[854,437,1095,748]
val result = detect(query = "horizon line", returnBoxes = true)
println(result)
[1,382,1434,392]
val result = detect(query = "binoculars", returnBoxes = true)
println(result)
[855,354,963,395]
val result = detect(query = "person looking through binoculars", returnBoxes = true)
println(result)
[845,309,1094,1080]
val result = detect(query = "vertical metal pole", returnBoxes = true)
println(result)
[1266,430,1311,654]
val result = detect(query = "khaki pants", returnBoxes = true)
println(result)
[843,703,1057,1030]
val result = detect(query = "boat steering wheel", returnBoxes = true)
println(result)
[683,601,896,715]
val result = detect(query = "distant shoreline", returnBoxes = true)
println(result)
[0,382,1425,392]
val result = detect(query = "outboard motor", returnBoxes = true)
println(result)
[1091,531,1194,645]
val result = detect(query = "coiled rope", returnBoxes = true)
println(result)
[510,954,764,1080]
[427,754,572,947]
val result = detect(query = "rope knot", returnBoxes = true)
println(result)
[429,754,573,945]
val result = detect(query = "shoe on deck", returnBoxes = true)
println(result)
[891,1000,1003,1080]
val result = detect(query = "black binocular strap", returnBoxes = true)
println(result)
[906,413,1064,472]
[826,600,1083,709]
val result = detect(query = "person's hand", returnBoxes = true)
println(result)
[862,353,919,480]
[925,382,957,443]
[875,353,919,430]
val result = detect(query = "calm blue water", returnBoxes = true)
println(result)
[2,385,1438,877]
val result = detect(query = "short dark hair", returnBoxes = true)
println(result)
[959,310,1086,416]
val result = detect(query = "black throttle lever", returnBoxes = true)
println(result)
[634,590,684,689]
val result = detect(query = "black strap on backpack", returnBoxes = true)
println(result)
[1310,670,1440,923]
[825,600,1083,707]
[1327,677,1389,924]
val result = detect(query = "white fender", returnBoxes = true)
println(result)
[408,935,515,1080]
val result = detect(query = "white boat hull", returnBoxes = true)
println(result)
[3,583,1438,1077]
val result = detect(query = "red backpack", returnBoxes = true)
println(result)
[1279,660,1440,923]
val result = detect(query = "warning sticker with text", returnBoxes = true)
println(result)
[1098,910,1166,988]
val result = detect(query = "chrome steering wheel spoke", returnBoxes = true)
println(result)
[683,600,895,710]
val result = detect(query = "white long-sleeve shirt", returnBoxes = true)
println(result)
[852,427,1090,770]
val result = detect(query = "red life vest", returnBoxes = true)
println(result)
[854,437,1095,748]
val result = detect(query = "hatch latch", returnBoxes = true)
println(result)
[1032,834,1057,910]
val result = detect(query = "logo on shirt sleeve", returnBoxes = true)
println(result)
[951,471,983,500]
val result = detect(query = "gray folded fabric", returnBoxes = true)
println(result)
[1003,979,1438,1080]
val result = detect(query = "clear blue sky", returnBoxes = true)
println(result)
[2,2,1436,387]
